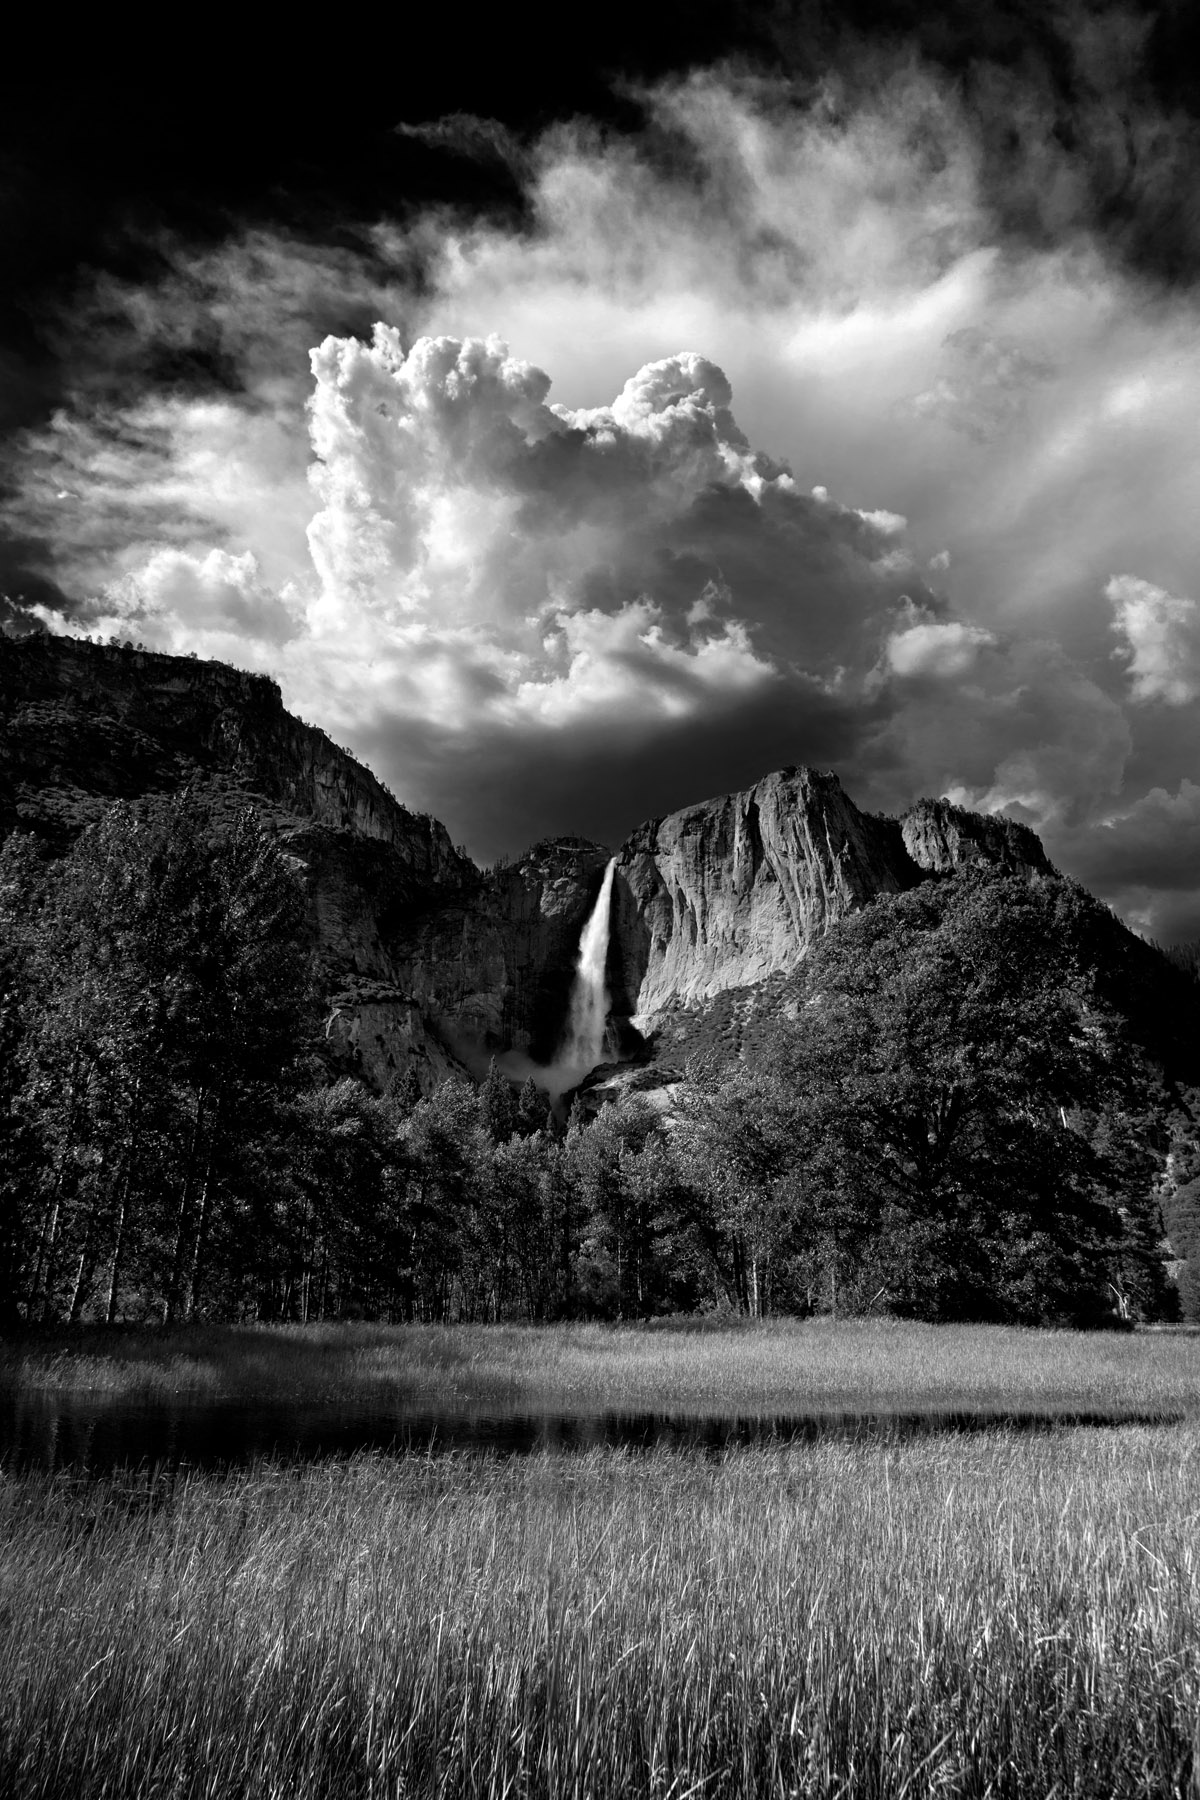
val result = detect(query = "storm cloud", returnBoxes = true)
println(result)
[6,39,1200,937]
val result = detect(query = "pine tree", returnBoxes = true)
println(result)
[0,795,314,1323]
[766,869,1171,1323]
[479,1058,517,1145]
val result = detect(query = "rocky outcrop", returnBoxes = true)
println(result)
[0,636,616,1091]
[609,768,918,1021]
[0,634,472,894]
[901,797,1051,878]
[0,636,486,1090]
[602,773,1059,1035]
[363,839,610,1081]
[1,637,1061,1095]
[568,1060,686,1123]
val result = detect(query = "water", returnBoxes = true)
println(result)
[0,1392,1177,1476]
[497,857,618,1101]
[556,857,617,1084]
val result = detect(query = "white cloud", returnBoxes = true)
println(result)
[44,338,836,767]
[885,616,995,679]
[44,546,302,661]
[400,67,1200,666]
[8,395,314,600]
[855,507,908,537]
[8,58,1200,933]
[511,603,774,728]
[1108,573,1200,705]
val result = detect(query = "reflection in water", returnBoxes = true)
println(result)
[0,1393,1181,1476]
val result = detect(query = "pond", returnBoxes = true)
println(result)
[0,1392,1178,1474]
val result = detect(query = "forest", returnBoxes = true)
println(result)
[1,791,1196,1332]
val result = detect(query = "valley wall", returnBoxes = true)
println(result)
[0,636,1055,1092]
[606,770,1050,1030]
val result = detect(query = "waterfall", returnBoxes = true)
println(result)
[557,858,617,1080]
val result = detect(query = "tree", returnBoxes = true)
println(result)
[515,1076,552,1138]
[672,1069,796,1316]
[768,870,1169,1323]
[154,800,314,1322]
[1162,1175,1200,1321]
[490,1130,566,1319]
[0,794,315,1324]
[563,1095,688,1318]
[280,1080,407,1321]
[395,1080,490,1320]
[479,1058,517,1145]
[0,931,39,1329]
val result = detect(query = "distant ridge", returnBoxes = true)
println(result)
[5,636,1133,1100]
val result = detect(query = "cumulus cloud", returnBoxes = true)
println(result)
[8,45,1200,937]
[884,611,996,680]
[401,65,1200,682]
[1109,574,1200,704]
[68,547,302,658]
[21,328,935,855]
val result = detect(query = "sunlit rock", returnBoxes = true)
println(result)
[1,637,1059,1099]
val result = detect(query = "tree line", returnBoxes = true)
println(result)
[0,793,1191,1329]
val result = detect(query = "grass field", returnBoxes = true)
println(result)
[4,1316,1200,1421]
[4,1322,1199,1796]
[2,1429,1199,1798]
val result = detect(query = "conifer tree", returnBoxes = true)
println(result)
[0,795,314,1323]
[768,869,1170,1322]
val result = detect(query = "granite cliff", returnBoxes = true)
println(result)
[605,770,1051,1033]
[0,637,614,1089]
[0,634,467,885]
[900,797,1051,879]
[0,637,1055,1092]
[335,837,611,1087]
[611,768,911,1021]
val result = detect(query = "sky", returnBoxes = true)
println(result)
[3,2,1200,940]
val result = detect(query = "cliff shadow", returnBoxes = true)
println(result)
[525,860,616,1066]
[606,867,654,1045]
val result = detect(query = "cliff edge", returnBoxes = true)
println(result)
[1,637,1060,1092]
[607,769,1052,1027]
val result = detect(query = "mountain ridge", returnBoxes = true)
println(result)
[1,635,1064,1093]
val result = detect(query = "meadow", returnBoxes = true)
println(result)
[2,1429,1200,1798]
[4,1322,1200,1797]
[4,1315,1200,1421]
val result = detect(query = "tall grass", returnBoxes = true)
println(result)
[2,1429,1199,1797]
[5,1317,1200,1418]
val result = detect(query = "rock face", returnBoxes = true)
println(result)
[569,1060,687,1124]
[1,637,1059,1093]
[609,768,918,1020]
[358,838,610,1085]
[901,797,1051,879]
[0,637,617,1090]
[0,634,470,892]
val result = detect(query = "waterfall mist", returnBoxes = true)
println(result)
[558,857,617,1080]
[499,858,617,1103]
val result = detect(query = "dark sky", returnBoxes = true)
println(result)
[7,1,1199,433]
[4,2,1200,937]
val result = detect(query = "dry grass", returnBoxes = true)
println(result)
[2,1428,1199,1797]
[3,1318,1199,1421]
